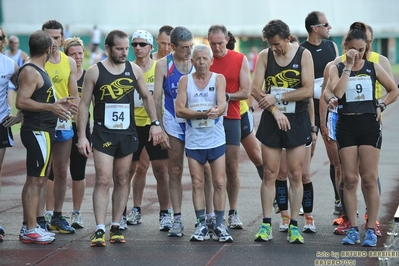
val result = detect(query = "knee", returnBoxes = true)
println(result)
[191,176,204,191]
[213,177,226,191]
[169,164,183,178]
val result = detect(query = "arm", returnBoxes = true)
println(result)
[229,55,251,101]
[211,74,227,117]
[68,56,80,106]
[319,61,334,137]
[153,58,166,128]
[76,64,97,157]
[374,63,399,108]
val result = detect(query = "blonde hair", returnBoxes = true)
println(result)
[0,27,8,53]
[63,37,84,55]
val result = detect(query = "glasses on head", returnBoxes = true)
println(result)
[131,42,150,47]
[311,23,329,28]
[0,36,3,41]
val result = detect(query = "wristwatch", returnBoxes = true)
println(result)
[151,120,160,126]
[275,93,281,102]
[311,125,318,133]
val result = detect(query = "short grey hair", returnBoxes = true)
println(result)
[170,26,193,46]
[191,44,213,59]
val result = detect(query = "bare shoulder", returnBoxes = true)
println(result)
[85,63,99,81]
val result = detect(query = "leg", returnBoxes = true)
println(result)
[167,136,185,214]
[204,163,214,214]
[225,144,240,211]
[22,176,47,230]
[132,149,150,208]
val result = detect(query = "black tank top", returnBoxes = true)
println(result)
[336,61,377,114]
[300,40,336,79]
[93,61,138,134]
[19,63,57,132]
[264,46,308,113]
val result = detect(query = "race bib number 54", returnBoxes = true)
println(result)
[104,103,130,130]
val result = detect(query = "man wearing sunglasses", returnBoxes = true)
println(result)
[295,11,338,234]
[124,30,172,232]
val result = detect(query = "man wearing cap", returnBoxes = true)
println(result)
[125,30,172,232]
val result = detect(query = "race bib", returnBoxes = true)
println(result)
[271,86,296,113]
[55,118,71,130]
[313,78,323,99]
[189,105,214,129]
[345,76,373,102]
[104,103,130,130]
[134,84,154,107]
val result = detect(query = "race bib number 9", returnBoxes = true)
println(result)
[345,76,373,102]
[104,103,130,130]
[270,86,296,113]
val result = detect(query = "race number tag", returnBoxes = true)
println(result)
[174,99,186,124]
[190,105,214,128]
[313,77,323,99]
[55,118,71,130]
[134,84,154,107]
[104,103,130,130]
[270,86,296,113]
[345,76,373,102]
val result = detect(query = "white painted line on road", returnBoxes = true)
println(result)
[395,205,399,222]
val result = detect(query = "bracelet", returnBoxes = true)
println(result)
[342,71,350,77]
[343,68,351,73]
[225,93,231,102]
[377,104,386,112]
[380,102,387,108]
[271,106,277,115]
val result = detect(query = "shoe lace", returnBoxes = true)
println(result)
[111,226,122,236]
[160,213,171,224]
[171,219,182,231]
[290,226,301,237]
[194,223,206,235]
[217,225,229,236]
[91,229,104,240]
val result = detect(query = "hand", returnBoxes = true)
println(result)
[53,97,78,121]
[258,94,277,110]
[345,49,357,68]
[1,112,23,127]
[272,109,291,131]
[148,124,163,146]
[76,137,91,158]
[328,97,338,111]
[159,131,171,150]
[207,106,219,120]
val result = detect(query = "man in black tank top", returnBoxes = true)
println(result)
[76,30,163,247]
[17,30,78,245]
[251,20,314,244]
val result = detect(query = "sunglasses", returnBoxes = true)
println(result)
[0,36,3,41]
[311,23,329,28]
[131,42,150,47]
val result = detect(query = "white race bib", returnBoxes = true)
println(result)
[345,76,373,102]
[189,104,214,128]
[55,118,71,130]
[134,84,154,108]
[271,86,296,113]
[313,77,323,99]
[104,103,130,130]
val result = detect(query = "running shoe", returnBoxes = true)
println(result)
[287,225,304,244]
[334,218,350,235]
[342,228,360,245]
[0,225,3,242]
[333,215,345,225]
[19,226,26,241]
[333,200,342,215]
[303,214,316,233]
[206,215,216,235]
[110,225,125,243]
[228,210,243,229]
[362,229,377,247]
[361,213,382,237]
[119,215,127,230]
[37,220,56,237]
[159,213,173,231]
[273,199,280,214]
[168,217,184,237]
[127,208,142,225]
[21,226,55,244]
[279,214,290,232]
[70,211,84,229]
[212,224,233,243]
[49,216,75,234]
[254,223,273,242]
[190,223,210,241]
[90,229,106,247]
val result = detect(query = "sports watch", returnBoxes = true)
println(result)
[151,120,160,126]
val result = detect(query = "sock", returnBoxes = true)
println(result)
[256,164,264,180]
[73,210,80,215]
[207,212,215,219]
[53,212,62,218]
[339,181,347,216]
[174,213,182,220]
[36,216,45,223]
[302,182,313,214]
[195,209,206,224]
[45,210,54,216]
[276,180,288,211]
[160,210,169,215]
[262,217,271,224]
[111,222,119,228]
[289,219,298,227]
[215,210,224,227]
[123,206,127,217]
[330,165,340,201]
[228,210,235,216]
[96,224,106,232]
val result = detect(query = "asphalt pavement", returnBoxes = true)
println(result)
[0,102,399,266]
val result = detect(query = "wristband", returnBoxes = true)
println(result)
[226,93,231,102]
[377,104,385,112]
[271,106,277,115]
[249,106,255,113]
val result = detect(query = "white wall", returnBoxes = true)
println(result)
[2,0,399,37]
